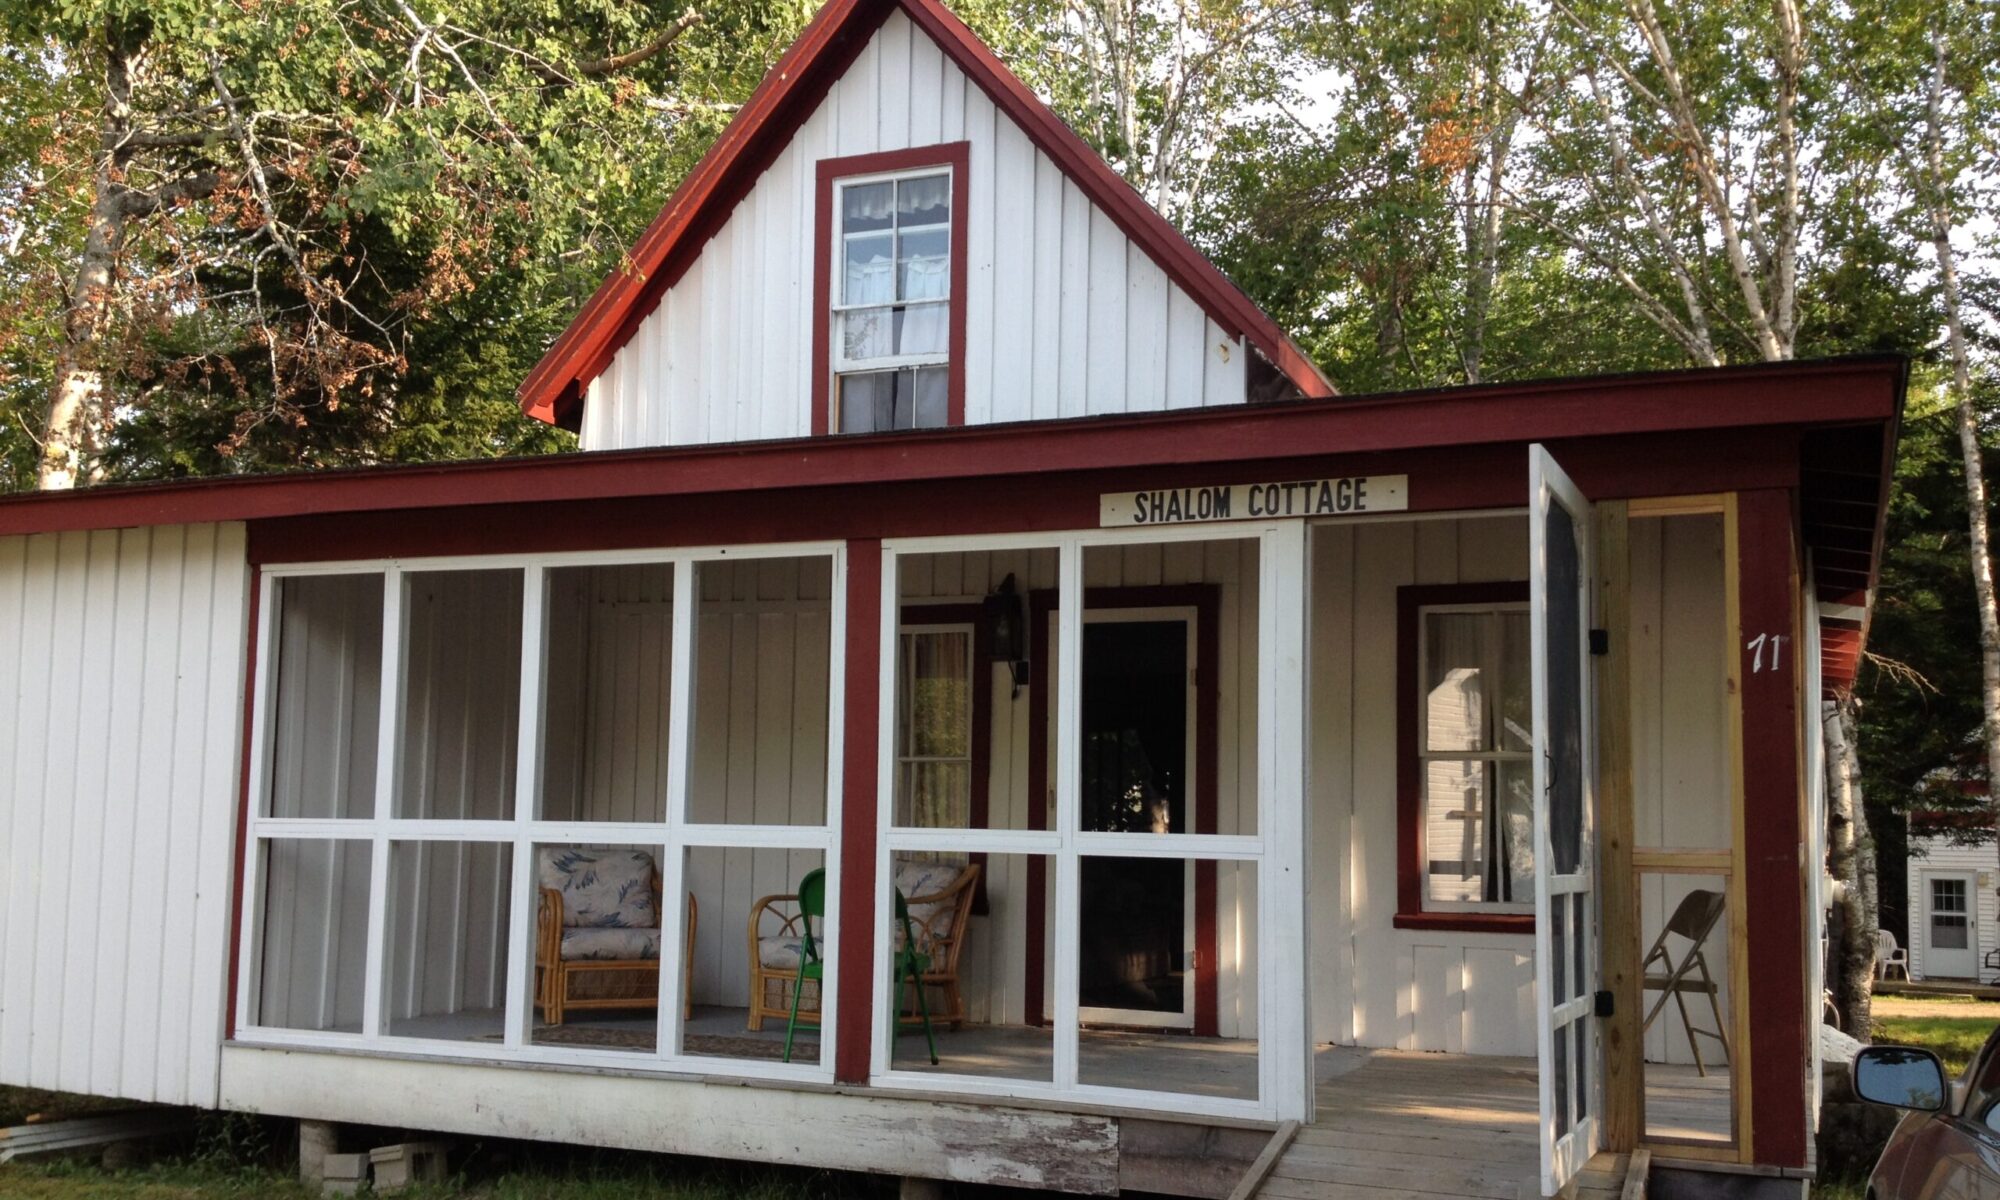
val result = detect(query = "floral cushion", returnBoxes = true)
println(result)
[893,859,964,943]
[759,935,815,970]
[560,926,660,962]
[539,847,657,930]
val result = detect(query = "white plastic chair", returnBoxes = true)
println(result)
[1876,929,1909,981]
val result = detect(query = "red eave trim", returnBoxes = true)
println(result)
[0,358,1904,539]
[517,0,1333,427]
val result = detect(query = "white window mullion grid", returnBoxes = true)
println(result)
[360,566,405,1040]
[1051,538,1084,1092]
[1260,520,1308,1122]
[653,562,694,1068]
[234,571,282,1033]
[871,544,900,1081]
[237,549,839,1084]
[868,528,1290,1121]
[503,565,546,1050]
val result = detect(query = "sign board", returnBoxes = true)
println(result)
[1099,475,1409,527]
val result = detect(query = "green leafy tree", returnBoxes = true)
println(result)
[0,0,815,490]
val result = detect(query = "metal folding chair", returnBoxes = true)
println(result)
[1640,888,1731,1077]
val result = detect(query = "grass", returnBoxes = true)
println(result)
[1872,993,1999,1076]
[0,1092,896,1199]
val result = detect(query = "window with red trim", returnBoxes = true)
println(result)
[812,144,969,435]
[1396,582,1535,934]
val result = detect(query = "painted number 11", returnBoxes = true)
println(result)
[1746,633,1786,673]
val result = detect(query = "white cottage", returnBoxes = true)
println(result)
[0,1,1905,1196]
[1905,818,1998,984]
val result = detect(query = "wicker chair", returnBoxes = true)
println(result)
[534,847,696,1026]
[746,859,981,1032]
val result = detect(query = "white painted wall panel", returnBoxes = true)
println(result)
[1308,516,1538,1056]
[1307,513,1736,1059]
[579,11,1249,451]
[1907,838,1997,982]
[0,524,250,1107]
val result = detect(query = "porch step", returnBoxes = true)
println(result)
[1239,1048,1638,1199]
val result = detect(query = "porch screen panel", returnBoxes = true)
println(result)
[1076,537,1260,839]
[1545,503,1583,876]
[1076,857,1259,1100]
[395,569,523,821]
[686,556,832,827]
[266,574,383,819]
[254,839,371,1032]
[538,563,676,824]
[384,840,513,1042]
[1638,870,1736,1146]
[528,841,667,1054]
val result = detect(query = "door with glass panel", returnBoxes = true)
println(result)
[1926,872,1978,980]
[1075,610,1198,1029]
[1531,444,1600,1196]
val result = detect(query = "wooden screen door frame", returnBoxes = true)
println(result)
[1024,584,1222,1036]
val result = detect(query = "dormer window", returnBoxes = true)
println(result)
[814,144,968,436]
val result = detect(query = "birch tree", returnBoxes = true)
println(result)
[1826,696,1878,1034]
[1522,0,1808,366]
[1009,0,1324,223]
[1910,10,2000,856]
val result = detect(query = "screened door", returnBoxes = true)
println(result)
[1530,445,1599,1195]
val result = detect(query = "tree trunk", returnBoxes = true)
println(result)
[1826,695,1877,1036]
[40,36,139,491]
[1924,31,2000,861]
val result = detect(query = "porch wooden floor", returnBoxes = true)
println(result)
[1250,1049,1634,1200]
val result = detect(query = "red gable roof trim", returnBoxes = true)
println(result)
[517,0,1333,428]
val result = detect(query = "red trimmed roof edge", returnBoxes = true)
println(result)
[517,0,1334,427]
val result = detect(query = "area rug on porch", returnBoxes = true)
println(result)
[480,1027,819,1060]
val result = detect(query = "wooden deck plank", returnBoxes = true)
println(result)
[1252,1049,1629,1200]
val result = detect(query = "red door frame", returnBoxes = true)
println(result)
[1024,584,1221,1037]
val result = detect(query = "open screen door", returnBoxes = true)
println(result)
[1530,444,1599,1196]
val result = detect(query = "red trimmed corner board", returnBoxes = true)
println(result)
[1735,489,1809,1166]
[836,538,884,1084]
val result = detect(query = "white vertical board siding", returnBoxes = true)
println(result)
[1306,513,1736,1057]
[1308,516,1538,1057]
[0,524,250,1107]
[895,543,1261,1037]
[579,11,1249,451]
[1906,838,1998,982]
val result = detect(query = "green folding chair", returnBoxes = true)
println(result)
[781,868,939,1065]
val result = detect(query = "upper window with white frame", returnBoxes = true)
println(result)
[1418,601,1534,910]
[833,167,953,433]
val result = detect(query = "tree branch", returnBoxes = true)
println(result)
[117,171,222,216]
[577,9,702,76]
